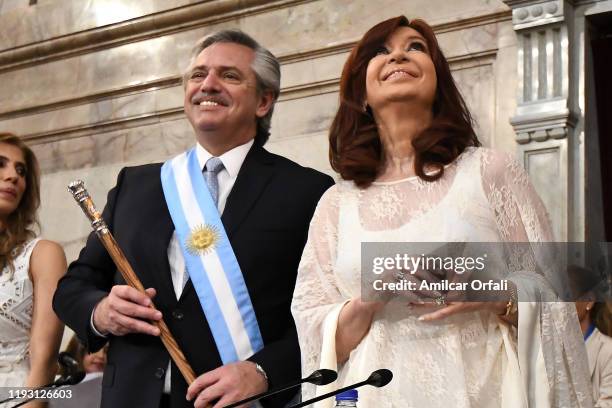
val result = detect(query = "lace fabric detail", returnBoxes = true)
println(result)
[0,238,40,387]
[292,148,592,407]
[358,156,461,232]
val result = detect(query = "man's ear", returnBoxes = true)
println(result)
[255,90,274,118]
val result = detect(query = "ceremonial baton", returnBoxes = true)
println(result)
[67,180,196,385]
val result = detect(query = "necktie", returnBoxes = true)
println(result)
[203,157,225,205]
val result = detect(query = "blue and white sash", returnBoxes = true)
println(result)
[161,148,263,363]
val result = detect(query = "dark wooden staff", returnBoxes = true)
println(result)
[68,180,196,385]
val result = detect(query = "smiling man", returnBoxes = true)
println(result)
[53,31,334,408]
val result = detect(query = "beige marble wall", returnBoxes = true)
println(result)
[0,0,518,261]
[0,0,202,50]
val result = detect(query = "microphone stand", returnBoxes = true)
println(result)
[288,369,392,408]
[223,369,337,408]
[223,378,305,408]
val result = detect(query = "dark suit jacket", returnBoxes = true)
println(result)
[53,144,334,408]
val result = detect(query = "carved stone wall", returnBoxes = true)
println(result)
[503,0,576,241]
[503,0,612,242]
[0,0,517,260]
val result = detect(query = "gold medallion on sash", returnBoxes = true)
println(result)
[186,224,220,255]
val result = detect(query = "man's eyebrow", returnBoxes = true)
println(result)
[190,64,207,71]
[190,64,243,72]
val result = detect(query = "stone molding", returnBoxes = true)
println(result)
[433,10,512,33]
[0,0,314,73]
[0,6,510,74]
[503,0,575,143]
[507,0,568,29]
[0,77,181,120]
[23,107,186,145]
[510,106,577,143]
[1,9,508,121]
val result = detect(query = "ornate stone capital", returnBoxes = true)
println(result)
[510,107,577,144]
[503,0,577,143]
[503,0,570,29]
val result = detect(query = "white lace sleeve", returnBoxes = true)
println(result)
[291,185,349,398]
[481,148,594,408]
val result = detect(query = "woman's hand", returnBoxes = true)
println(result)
[415,281,518,326]
[417,301,507,321]
[335,299,384,364]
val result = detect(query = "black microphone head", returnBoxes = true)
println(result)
[58,352,79,368]
[305,369,337,386]
[66,371,86,385]
[366,369,393,388]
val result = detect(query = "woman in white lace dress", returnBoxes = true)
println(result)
[291,16,593,408]
[0,133,66,406]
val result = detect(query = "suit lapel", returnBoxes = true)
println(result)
[221,144,275,237]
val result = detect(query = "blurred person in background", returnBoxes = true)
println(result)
[52,334,106,408]
[577,300,612,407]
[58,334,107,377]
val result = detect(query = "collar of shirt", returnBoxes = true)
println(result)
[195,139,254,178]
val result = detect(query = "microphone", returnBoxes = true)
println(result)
[58,351,79,373]
[223,369,337,408]
[365,369,393,387]
[288,369,393,408]
[304,369,338,386]
[54,371,86,387]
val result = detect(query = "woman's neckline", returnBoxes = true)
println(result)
[371,150,472,186]
[372,175,420,185]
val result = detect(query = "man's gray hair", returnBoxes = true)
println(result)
[184,30,280,145]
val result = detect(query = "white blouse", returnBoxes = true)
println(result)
[0,238,41,388]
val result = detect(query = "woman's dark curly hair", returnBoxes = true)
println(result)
[329,16,480,187]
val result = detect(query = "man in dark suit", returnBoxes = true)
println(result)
[53,30,333,408]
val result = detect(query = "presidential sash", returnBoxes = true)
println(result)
[161,148,263,363]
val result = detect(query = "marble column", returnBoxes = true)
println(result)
[503,0,577,241]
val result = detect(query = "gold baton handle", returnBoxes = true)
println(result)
[68,180,197,385]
